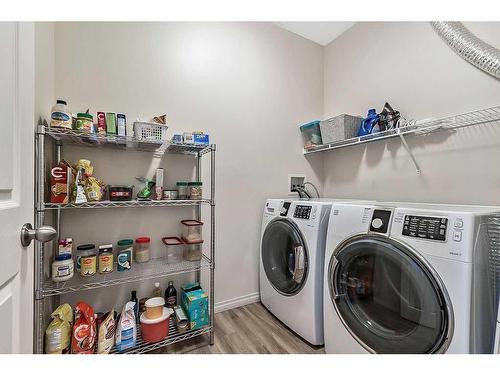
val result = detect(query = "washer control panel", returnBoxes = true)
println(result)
[402,215,447,241]
[294,205,312,219]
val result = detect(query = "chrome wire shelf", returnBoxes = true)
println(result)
[43,199,212,210]
[41,255,212,297]
[40,126,214,156]
[110,320,212,354]
[304,105,500,154]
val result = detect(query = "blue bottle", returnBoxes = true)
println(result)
[357,109,380,137]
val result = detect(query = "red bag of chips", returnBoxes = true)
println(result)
[71,302,96,354]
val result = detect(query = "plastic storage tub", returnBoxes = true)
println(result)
[183,239,203,261]
[319,114,363,144]
[162,237,184,264]
[145,297,165,319]
[181,219,203,242]
[140,307,172,343]
[299,120,322,150]
[134,237,151,263]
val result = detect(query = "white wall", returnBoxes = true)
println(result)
[322,22,500,205]
[34,22,54,123]
[51,22,324,311]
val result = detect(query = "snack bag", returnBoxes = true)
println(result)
[45,304,73,354]
[97,310,116,354]
[71,301,96,354]
[76,159,93,176]
[115,302,137,352]
[84,176,105,202]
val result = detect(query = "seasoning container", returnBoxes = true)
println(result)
[162,190,178,200]
[188,182,202,200]
[98,244,114,274]
[183,239,204,262]
[75,113,94,133]
[51,254,74,282]
[162,237,184,264]
[135,237,151,263]
[176,182,189,200]
[117,239,133,272]
[76,244,96,276]
[181,219,203,242]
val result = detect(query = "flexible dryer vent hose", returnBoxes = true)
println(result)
[431,21,500,80]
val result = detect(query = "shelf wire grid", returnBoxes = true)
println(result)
[42,199,212,210]
[41,255,211,297]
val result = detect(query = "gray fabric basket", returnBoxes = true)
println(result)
[320,114,363,144]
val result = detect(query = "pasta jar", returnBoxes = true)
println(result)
[176,182,189,200]
[135,237,151,263]
[117,239,133,271]
[98,244,114,274]
[188,182,202,200]
[52,254,74,282]
[75,113,95,133]
[76,244,96,276]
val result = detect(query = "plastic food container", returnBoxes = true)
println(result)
[163,190,178,200]
[108,185,133,201]
[140,307,172,343]
[176,182,188,199]
[117,239,133,271]
[299,120,322,150]
[183,239,204,261]
[98,244,113,274]
[181,219,203,242]
[134,237,150,263]
[145,297,165,319]
[51,254,74,282]
[75,113,94,133]
[162,237,184,264]
[188,182,203,200]
[76,244,96,274]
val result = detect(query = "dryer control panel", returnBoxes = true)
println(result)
[402,215,448,242]
[294,205,312,219]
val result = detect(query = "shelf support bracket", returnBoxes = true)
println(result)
[399,133,421,174]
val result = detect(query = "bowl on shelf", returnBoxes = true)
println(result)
[140,307,173,343]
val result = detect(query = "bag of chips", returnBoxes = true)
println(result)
[45,304,73,354]
[71,301,96,354]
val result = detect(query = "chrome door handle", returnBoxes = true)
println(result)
[20,223,56,247]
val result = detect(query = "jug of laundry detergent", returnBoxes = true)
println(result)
[357,109,380,136]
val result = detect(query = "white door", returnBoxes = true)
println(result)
[0,22,36,354]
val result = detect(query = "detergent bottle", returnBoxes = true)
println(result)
[357,109,380,137]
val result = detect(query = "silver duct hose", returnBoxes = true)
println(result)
[431,21,500,80]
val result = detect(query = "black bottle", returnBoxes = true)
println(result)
[130,290,139,324]
[165,281,177,307]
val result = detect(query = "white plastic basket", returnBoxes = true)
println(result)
[133,121,169,142]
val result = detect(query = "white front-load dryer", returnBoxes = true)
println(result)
[259,198,333,345]
[323,202,500,354]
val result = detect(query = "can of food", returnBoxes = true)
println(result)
[163,190,178,200]
[117,239,133,272]
[98,244,114,274]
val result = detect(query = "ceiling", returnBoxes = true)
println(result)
[274,22,355,46]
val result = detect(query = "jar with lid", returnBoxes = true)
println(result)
[50,99,72,129]
[183,239,203,261]
[75,113,94,133]
[188,182,202,200]
[52,254,74,282]
[135,237,151,263]
[181,219,203,242]
[117,239,133,271]
[162,237,184,264]
[98,244,114,274]
[76,244,96,276]
[176,182,189,200]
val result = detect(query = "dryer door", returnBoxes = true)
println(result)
[261,218,308,296]
[328,234,453,353]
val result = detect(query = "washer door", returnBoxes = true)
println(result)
[261,218,308,296]
[328,235,453,354]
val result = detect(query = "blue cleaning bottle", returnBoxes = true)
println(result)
[357,109,380,137]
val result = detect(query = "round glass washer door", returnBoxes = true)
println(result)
[261,218,308,296]
[328,234,453,354]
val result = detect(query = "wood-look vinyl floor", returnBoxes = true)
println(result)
[155,302,325,354]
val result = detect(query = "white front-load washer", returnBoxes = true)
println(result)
[259,198,333,345]
[324,202,500,354]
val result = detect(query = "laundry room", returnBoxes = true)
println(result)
[3,0,500,372]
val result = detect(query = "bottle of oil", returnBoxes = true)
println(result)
[153,282,162,297]
[165,281,177,307]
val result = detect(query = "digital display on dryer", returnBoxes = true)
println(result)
[402,215,447,241]
[294,205,312,219]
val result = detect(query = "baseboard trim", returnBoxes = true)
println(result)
[214,292,260,313]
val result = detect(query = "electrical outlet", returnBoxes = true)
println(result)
[288,174,306,196]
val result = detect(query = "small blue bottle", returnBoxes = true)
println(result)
[357,109,380,137]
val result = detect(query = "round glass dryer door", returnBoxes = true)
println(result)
[261,218,308,296]
[328,235,452,354]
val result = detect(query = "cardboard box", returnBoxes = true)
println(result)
[193,133,209,145]
[50,160,73,204]
[106,113,117,135]
[181,283,209,330]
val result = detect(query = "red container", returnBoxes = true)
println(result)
[140,307,172,343]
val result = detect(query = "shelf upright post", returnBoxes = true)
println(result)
[209,145,216,345]
[195,151,202,284]
[34,125,46,354]
[53,140,62,307]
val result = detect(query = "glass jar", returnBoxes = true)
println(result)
[181,219,203,242]
[162,237,184,264]
[135,237,151,263]
[188,182,202,200]
[52,254,74,282]
[76,244,96,276]
[98,244,114,274]
[183,239,203,261]
[176,182,189,200]
[75,113,94,133]
[117,239,133,271]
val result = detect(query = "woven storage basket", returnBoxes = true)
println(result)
[320,114,363,144]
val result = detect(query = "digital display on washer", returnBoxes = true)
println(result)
[294,205,312,219]
[402,215,447,241]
